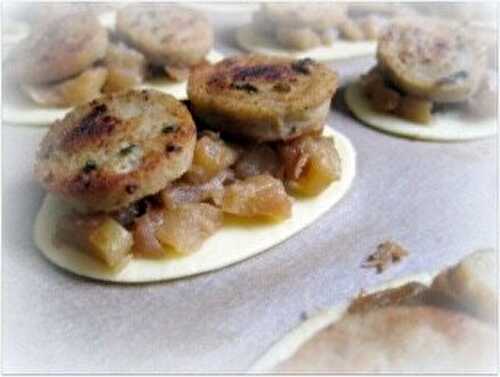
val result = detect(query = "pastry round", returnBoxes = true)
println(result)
[345,82,496,141]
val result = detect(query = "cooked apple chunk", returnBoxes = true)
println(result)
[156,203,223,254]
[234,144,282,180]
[131,209,165,258]
[394,96,433,124]
[361,67,434,124]
[161,169,234,209]
[280,135,341,196]
[361,69,401,112]
[222,174,292,220]
[103,42,147,94]
[58,213,133,269]
[184,132,240,184]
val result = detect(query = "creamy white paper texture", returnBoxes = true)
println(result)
[2,7,497,373]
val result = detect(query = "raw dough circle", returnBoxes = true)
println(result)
[345,83,497,141]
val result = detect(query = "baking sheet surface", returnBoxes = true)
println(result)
[2,9,497,373]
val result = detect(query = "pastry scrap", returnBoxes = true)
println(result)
[34,57,354,280]
[255,249,497,372]
[361,240,408,273]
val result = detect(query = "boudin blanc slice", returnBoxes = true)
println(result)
[34,90,196,212]
[377,18,486,103]
[188,55,338,142]
[116,4,213,68]
[5,12,108,85]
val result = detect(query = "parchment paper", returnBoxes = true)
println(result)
[2,6,497,373]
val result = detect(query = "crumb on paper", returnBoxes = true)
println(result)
[362,241,408,273]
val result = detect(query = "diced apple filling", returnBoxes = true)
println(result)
[184,132,240,184]
[156,203,224,254]
[222,174,292,220]
[234,144,283,179]
[103,42,147,94]
[131,209,165,258]
[58,213,133,269]
[280,135,341,196]
[361,68,433,124]
[394,96,433,124]
[56,127,342,263]
[161,169,234,209]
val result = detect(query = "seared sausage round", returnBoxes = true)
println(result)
[377,18,486,103]
[188,54,338,142]
[116,4,213,68]
[5,12,108,85]
[34,90,196,212]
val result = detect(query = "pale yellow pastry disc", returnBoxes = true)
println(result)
[236,24,376,61]
[34,127,356,283]
[3,50,224,127]
[345,83,497,141]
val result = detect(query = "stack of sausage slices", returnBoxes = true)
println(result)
[34,54,342,272]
